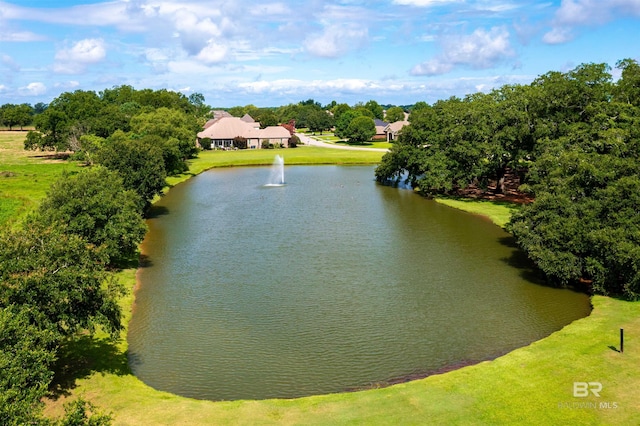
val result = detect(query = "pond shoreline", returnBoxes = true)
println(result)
[129,157,591,401]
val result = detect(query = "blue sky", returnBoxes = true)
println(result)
[1,0,639,107]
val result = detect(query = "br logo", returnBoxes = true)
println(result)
[573,382,602,397]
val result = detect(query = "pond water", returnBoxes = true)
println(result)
[128,165,591,401]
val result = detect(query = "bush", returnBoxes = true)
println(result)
[288,135,300,148]
[233,136,248,149]
[200,137,212,150]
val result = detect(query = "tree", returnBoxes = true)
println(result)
[346,116,375,144]
[33,102,48,114]
[132,88,193,113]
[258,111,279,128]
[227,106,246,117]
[92,104,130,138]
[508,100,640,298]
[334,109,362,139]
[615,58,640,106]
[188,92,209,117]
[385,106,405,123]
[364,100,384,120]
[0,104,33,130]
[33,107,71,151]
[275,103,301,125]
[307,110,333,134]
[354,105,375,118]
[95,136,167,210]
[129,107,199,161]
[139,134,187,174]
[32,167,147,266]
[0,224,124,337]
[0,224,120,425]
[75,134,106,165]
[23,130,46,151]
[0,305,57,425]
[331,103,351,122]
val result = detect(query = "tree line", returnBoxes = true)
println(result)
[375,59,640,299]
[222,99,407,144]
[0,86,209,424]
[0,167,144,423]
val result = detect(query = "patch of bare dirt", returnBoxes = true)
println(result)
[455,169,533,204]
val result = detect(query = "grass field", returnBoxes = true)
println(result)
[433,197,522,229]
[0,131,78,227]
[1,131,638,425]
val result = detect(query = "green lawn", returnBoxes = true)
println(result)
[298,130,393,150]
[2,132,638,425]
[0,131,79,226]
[334,140,393,150]
[434,197,523,228]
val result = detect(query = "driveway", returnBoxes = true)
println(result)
[295,132,389,152]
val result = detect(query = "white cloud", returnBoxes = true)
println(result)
[0,30,46,42]
[304,24,369,58]
[195,40,229,64]
[544,0,640,44]
[411,60,453,76]
[393,0,461,6]
[172,9,224,55]
[237,78,387,97]
[542,27,573,44]
[250,3,289,16]
[2,54,20,72]
[54,81,81,90]
[411,26,515,76]
[54,38,106,74]
[18,82,47,96]
[145,48,170,63]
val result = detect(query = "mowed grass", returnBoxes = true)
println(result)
[298,130,393,150]
[334,140,393,150]
[2,131,638,424]
[0,131,79,226]
[434,197,522,228]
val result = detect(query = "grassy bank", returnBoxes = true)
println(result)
[434,197,522,229]
[1,132,638,424]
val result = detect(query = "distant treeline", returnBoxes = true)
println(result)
[2,89,413,144]
[376,59,640,299]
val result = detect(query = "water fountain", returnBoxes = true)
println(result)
[265,154,285,186]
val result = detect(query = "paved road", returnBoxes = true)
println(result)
[295,132,389,152]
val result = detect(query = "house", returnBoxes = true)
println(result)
[204,110,233,129]
[384,120,410,141]
[196,117,291,149]
[373,119,389,140]
[249,126,291,149]
[240,113,256,123]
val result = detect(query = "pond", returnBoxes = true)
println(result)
[128,165,591,400]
